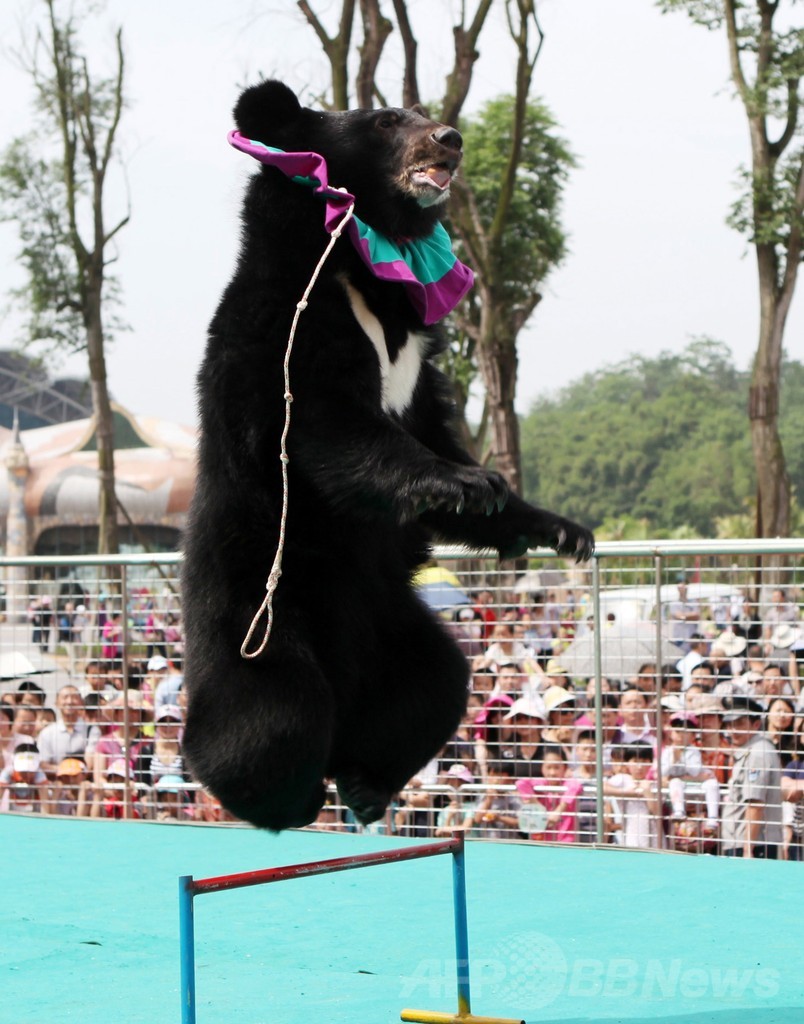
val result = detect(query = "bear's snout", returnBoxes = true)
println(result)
[430,125,463,157]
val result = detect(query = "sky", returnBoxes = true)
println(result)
[0,0,800,430]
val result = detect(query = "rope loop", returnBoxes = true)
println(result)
[240,199,356,660]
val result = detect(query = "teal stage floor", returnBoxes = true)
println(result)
[3,813,803,1024]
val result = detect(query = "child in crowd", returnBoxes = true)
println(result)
[661,711,720,834]
[516,744,583,843]
[92,758,141,819]
[153,774,189,822]
[572,728,603,842]
[435,763,476,836]
[0,744,48,812]
[463,760,522,840]
[50,757,92,816]
[604,742,660,849]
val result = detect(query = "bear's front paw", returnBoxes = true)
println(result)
[411,465,509,518]
[500,517,595,562]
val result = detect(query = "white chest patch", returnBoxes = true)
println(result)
[342,279,425,416]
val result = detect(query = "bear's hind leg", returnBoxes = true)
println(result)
[331,596,469,825]
[183,648,335,832]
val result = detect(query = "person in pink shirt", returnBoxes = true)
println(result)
[516,744,583,842]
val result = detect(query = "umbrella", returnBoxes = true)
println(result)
[413,565,464,588]
[559,621,680,681]
[416,581,471,612]
[413,566,470,612]
[0,651,54,681]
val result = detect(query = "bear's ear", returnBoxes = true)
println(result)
[233,80,303,142]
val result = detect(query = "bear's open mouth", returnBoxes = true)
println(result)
[410,163,453,192]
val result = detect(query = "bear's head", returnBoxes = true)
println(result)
[233,80,463,240]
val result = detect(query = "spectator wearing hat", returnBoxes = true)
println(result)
[132,704,186,789]
[768,623,803,699]
[49,757,92,816]
[0,743,48,812]
[721,696,783,858]
[708,630,747,683]
[434,763,476,836]
[662,711,720,837]
[542,686,578,760]
[92,757,141,819]
[503,696,547,779]
[153,774,190,822]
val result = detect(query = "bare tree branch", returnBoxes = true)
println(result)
[391,0,420,107]
[356,0,392,108]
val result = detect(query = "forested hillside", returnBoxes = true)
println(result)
[520,339,804,537]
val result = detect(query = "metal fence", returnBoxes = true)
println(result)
[0,540,802,859]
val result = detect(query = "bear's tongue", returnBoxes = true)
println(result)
[413,165,451,191]
[426,166,452,189]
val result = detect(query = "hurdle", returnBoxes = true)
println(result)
[178,831,523,1024]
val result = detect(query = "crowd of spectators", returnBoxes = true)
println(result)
[3,577,804,860]
[354,580,804,859]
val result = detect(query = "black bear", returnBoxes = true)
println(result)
[181,80,594,831]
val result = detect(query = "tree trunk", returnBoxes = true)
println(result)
[476,304,522,493]
[85,275,119,555]
[749,263,791,538]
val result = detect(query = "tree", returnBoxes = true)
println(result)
[658,0,804,538]
[295,0,569,492]
[0,0,128,554]
[519,337,804,536]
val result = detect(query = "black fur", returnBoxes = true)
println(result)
[181,80,594,831]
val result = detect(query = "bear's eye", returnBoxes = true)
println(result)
[376,113,399,130]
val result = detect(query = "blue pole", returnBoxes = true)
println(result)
[451,833,471,1019]
[179,875,196,1024]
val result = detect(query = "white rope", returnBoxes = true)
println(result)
[240,199,356,660]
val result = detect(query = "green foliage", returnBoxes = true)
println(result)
[0,139,85,351]
[455,94,574,310]
[520,338,804,536]
[0,0,127,359]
